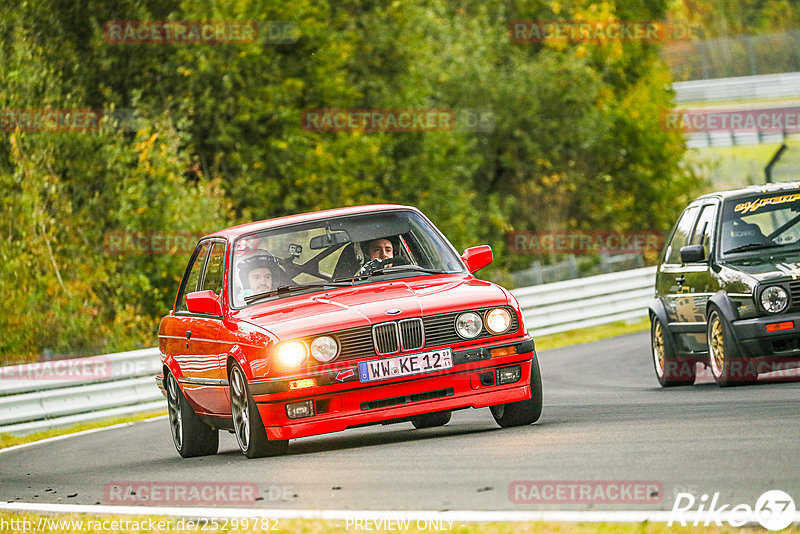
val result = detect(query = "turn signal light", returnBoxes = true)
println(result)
[289,378,317,390]
[490,346,518,358]
[766,321,793,332]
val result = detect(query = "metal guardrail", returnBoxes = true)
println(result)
[672,72,800,148]
[673,71,800,104]
[0,348,165,435]
[0,267,657,436]
[511,266,656,337]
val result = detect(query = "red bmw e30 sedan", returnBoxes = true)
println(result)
[157,204,542,458]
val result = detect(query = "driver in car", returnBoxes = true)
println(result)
[357,237,407,276]
[366,238,394,262]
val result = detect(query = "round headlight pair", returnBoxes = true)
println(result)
[455,308,512,339]
[761,286,789,314]
[273,336,339,370]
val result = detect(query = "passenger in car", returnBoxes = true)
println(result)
[238,254,289,298]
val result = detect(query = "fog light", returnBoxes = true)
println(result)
[496,365,521,385]
[286,399,315,419]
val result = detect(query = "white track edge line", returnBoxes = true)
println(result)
[0,415,167,455]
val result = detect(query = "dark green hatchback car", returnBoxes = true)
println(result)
[650,182,800,387]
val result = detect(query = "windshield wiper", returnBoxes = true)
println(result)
[244,281,355,304]
[725,242,785,254]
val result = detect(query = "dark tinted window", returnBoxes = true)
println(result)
[665,206,699,264]
[690,204,717,250]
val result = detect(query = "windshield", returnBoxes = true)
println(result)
[230,209,464,307]
[720,191,800,255]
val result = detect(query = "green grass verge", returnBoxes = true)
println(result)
[534,317,650,352]
[0,512,790,533]
[0,410,167,450]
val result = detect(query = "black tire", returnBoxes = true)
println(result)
[490,357,543,428]
[229,363,288,459]
[165,372,219,458]
[707,307,757,387]
[411,410,451,429]
[651,315,696,387]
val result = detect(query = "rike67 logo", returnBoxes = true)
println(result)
[670,490,796,530]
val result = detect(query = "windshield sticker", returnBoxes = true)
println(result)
[734,193,800,214]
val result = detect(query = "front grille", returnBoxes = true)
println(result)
[373,322,400,354]
[360,388,454,411]
[790,281,800,311]
[399,318,424,350]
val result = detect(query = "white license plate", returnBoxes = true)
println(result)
[358,348,453,382]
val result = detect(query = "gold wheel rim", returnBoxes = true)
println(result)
[710,315,725,374]
[653,321,665,374]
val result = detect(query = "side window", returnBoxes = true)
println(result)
[175,241,212,313]
[201,241,226,297]
[690,204,717,250]
[665,206,700,264]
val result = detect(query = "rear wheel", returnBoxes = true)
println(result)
[229,363,288,458]
[707,308,757,387]
[651,315,696,387]
[166,372,219,458]
[411,411,451,429]
[491,357,543,428]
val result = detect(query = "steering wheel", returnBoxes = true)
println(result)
[356,256,411,276]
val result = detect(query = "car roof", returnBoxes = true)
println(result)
[695,181,800,203]
[203,204,421,240]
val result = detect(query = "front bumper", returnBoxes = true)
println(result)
[249,338,536,441]
[732,311,800,369]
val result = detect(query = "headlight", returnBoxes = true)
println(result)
[485,308,512,335]
[274,340,308,370]
[761,286,789,314]
[310,336,339,363]
[456,312,483,339]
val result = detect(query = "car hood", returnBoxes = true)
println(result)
[722,252,800,283]
[231,274,510,341]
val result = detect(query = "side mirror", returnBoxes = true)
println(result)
[680,244,706,263]
[461,245,493,273]
[186,290,223,315]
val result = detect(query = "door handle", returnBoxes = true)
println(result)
[185,330,192,339]
[675,275,686,285]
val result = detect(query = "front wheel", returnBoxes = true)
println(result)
[491,357,543,428]
[229,363,288,458]
[411,411,451,429]
[651,315,695,387]
[166,372,219,458]
[707,308,757,387]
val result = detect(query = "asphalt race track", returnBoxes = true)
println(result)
[1,331,799,513]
